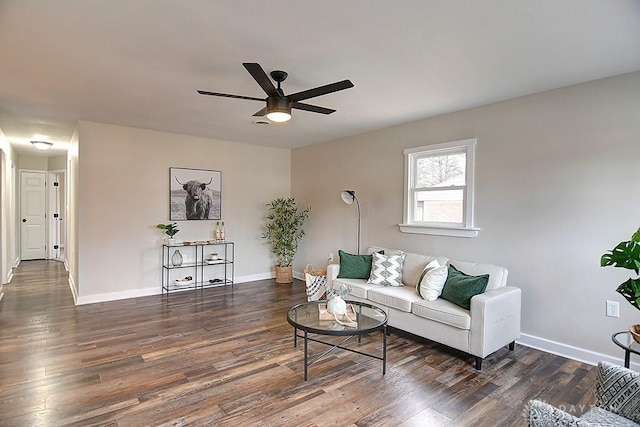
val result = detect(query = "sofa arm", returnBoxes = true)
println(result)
[327,263,340,288]
[469,286,521,358]
[526,400,582,427]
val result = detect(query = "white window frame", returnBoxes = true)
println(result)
[400,138,479,238]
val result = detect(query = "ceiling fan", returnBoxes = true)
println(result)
[197,63,354,122]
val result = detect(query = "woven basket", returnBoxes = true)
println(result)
[304,264,327,276]
[630,324,640,344]
[275,266,293,284]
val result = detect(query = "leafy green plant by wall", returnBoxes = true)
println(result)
[262,197,310,267]
[601,227,640,311]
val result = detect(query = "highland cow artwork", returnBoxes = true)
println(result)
[170,168,221,220]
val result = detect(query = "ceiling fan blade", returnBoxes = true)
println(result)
[197,90,264,102]
[252,107,267,117]
[288,80,354,102]
[243,63,279,97]
[292,102,335,115]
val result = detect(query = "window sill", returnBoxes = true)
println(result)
[398,224,480,238]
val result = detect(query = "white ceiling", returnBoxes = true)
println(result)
[1,1,639,157]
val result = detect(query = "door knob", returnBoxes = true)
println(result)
[22,219,26,222]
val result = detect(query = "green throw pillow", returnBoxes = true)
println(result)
[440,265,489,310]
[337,250,382,279]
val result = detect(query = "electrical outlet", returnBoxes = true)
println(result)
[606,300,620,318]
[328,253,334,263]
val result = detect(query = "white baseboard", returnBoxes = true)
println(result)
[76,287,158,305]
[518,333,640,371]
[235,272,275,283]
[68,275,78,305]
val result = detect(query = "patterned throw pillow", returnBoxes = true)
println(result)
[595,361,640,423]
[416,260,448,300]
[367,252,405,286]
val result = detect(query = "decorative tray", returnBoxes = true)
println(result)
[318,303,356,321]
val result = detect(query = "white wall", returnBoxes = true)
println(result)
[67,127,79,301]
[0,128,18,286]
[75,121,290,303]
[291,71,640,365]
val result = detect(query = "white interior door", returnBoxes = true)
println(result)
[20,171,47,260]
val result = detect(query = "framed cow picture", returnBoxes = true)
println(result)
[170,167,222,220]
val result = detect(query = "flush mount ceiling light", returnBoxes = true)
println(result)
[31,140,53,150]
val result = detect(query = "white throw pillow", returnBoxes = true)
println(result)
[367,252,405,286]
[416,259,448,300]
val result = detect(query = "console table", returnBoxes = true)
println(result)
[161,240,234,297]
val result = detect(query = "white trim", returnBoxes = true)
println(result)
[76,287,159,305]
[235,272,274,283]
[68,274,78,305]
[517,332,640,371]
[399,223,480,238]
[403,138,478,237]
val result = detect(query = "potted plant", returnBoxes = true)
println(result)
[262,197,310,283]
[601,226,640,341]
[157,222,180,245]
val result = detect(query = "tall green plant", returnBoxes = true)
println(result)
[601,227,640,311]
[262,197,310,267]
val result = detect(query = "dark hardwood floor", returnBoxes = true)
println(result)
[0,261,596,426]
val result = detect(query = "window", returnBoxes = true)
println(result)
[400,139,479,237]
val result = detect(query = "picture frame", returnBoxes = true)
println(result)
[170,167,221,220]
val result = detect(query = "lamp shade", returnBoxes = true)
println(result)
[266,97,292,122]
[31,140,53,150]
[341,190,356,204]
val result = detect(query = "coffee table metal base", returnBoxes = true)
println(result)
[293,326,387,381]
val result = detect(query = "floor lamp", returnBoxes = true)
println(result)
[341,190,360,255]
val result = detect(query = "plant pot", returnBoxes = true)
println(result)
[275,266,293,284]
[630,324,640,344]
[167,238,176,246]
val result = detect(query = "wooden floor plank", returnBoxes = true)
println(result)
[0,260,597,426]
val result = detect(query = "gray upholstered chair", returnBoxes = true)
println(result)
[527,361,640,426]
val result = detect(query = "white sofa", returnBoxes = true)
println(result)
[327,246,521,369]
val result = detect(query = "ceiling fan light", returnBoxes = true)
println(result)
[266,97,292,122]
[31,140,53,150]
[266,111,291,122]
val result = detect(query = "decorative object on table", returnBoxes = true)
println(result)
[326,283,356,327]
[340,190,361,254]
[220,221,226,240]
[262,197,310,283]
[601,226,640,342]
[304,264,327,302]
[174,276,193,287]
[631,325,640,343]
[157,222,180,245]
[170,167,221,220]
[171,249,183,267]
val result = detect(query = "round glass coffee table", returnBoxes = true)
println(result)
[287,300,388,381]
[612,331,640,368]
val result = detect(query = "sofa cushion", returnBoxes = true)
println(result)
[403,252,445,287]
[580,407,639,426]
[440,265,489,310]
[368,252,405,286]
[333,278,378,299]
[412,298,471,330]
[337,250,377,279]
[367,286,422,312]
[416,260,448,301]
[448,259,508,291]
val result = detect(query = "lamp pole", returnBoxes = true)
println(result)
[341,190,361,255]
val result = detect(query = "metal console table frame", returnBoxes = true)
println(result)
[612,331,640,368]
